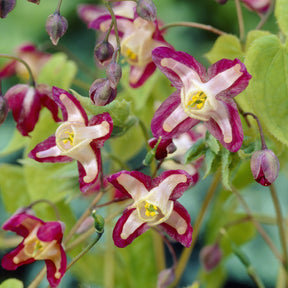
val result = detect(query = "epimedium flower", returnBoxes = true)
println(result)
[29,87,113,193]
[89,13,171,88]
[151,47,251,152]
[107,170,198,248]
[0,43,51,81]
[4,83,60,136]
[241,0,270,13]
[1,211,66,288]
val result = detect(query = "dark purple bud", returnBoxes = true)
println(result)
[89,78,117,106]
[0,0,16,18]
[250,149,279,186]
[148,137,174,160]
[136,0,157,22]
[0,95,8,125]
[94,41,114,65]
[215,0,229,4]
[200,244,222,271]
[45,12,68,46]
[27,0,40,4]
[157,267,175,288]
[106,61,122,89]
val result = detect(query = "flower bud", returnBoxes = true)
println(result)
[250,149,279,186]
[45,12,68,45]
[27,0,40,4]
[92,210,105,234]
[94,41,114,65]
[136,0,157,22]
[200,244,222,271]
[0,95,8,125]
[89,78,117,106]
[106,61,122,89]
[0,0,16,18]
[157,267,175,288]
[215,0,229,4]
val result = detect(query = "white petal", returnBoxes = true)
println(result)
[121,210,145,239]
[36,146,62,158]
[116,173,149,201]
[60,94,86,123]
[163,104,189,133]
[164,209,187,235]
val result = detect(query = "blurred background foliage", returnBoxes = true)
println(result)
[0,1,285,288]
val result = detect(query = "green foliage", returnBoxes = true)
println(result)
[205,34,244,64]
[0,279,23,288]
[240,35,288,148]
[275,0,288,35]
[198,265,227,288]
[37,53,77,90]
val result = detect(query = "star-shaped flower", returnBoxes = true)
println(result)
[108,170,198,248]
[151,47,251,152]
[29,87,113,193]
[1,211,66,288]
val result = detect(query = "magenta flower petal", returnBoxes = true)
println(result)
[151,47,251,152]
[108,170,194,247]
[160,201,193,247]
[151,91,200,138]
[113,208,149,248]
[1,212,67,288]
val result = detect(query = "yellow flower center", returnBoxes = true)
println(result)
[144,202,159,217]
[62,131,75,145]
[32,240,44,257]
[186,91,207,110]
[124,48,138,61]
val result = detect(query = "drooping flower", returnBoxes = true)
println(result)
[151,47,251,152]
[29,87,113,193]
[0,43,51,81]
[4,83,60,136]
[77,1,136,27]
[1,211,66,288]
[200,243,222,271]
[250,149,279,186]
[108,170,198,248]
[241,0,270,13]
[89,12,171,87]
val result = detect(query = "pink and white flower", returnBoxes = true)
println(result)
[88,12,171,87]
[241,0,270,13]
[1,211,66,288]
[108,170,198,248]
[29,87,113,193]
[151,47,251,152]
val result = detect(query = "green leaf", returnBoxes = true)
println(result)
[185,138,206,163]
[198,265,226,288]
[275,0,288,35]
[239,35,288,147]
[221,149,232,191]
[0,279,24,288]
[205,34,244,64]
[203,149,217,179]
[37,53,77,90]
[0,164,30,213]
[206,134,220,155]
[0,129,27,157]
[245,30,271,52]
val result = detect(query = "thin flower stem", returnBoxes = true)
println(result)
[160,22,227,36]
[173,169,221,286]
[234,0,245,42]
[0,54,35,86]
[27,266,46,288]
[256,0,275,30]
[56,0,63,13]
[63,191,104,246]
[65,232,103,272]
[243,112,267,149]
[104,1,121,62]
[269,184,288,269]
[27,199,60,221]
[231,186,284,264]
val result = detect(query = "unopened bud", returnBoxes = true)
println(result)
[0,95,8,125]
[94,41,114,65]
[106,61,122,89]
[45,12,68,45]
[89,78,116,106]
[0,0,16,18]
[92,210,105,234]
[200,244,222,271]
[250,149,279,186]
[136,0,157,22]
[157,267,175,288]
[27,0,40,4]
[215,0,228,4]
